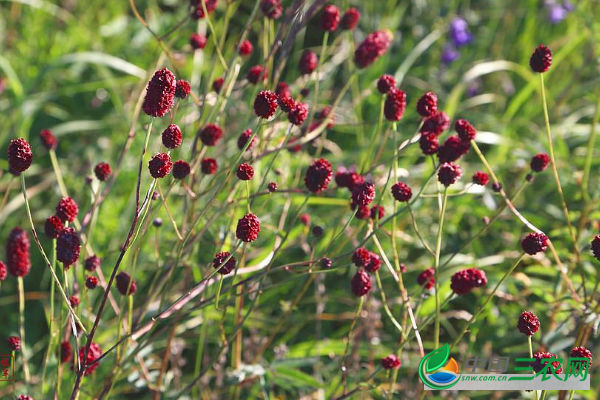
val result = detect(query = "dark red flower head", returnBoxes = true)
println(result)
[247,65,267,85]
[530,153,550,172]
[521,232,548,255]
[438,162,462,186]
[84,255,100,272]
[0,261,6,281]
[116,272,136,296]
[492,182,502,193]
[420,111,450,135]
[238,39,253,56]
[417,268,435,290]
[260,0,282,19]
[370,205,385,220]
[352,247,371,267]
[161,124,183,149]
[591,235,600,261]
[190,33,207,50]
[237,129,256,151]
[275,81,291,98]
[254,90,278,119]
[455,119,477,141]
[312,225,324,237]
[377,74,396,94]
[79,342,102,375]
[94,162,112,181]
[335,169,364,191]
[320,257,332,269]
[56,227,81,267]
[142,68,176,117]
[236,213,261,242]
[7,336,21,351]
[341,8,360,30]
[45,215,64,239]
[438,135,470,163]
[321,5,340,31]
[201,158,218,174]
[530,44,552,73]
[472,171,489,186]
[316,106,335,128]
[236,163,254,180]
[175,80,191,99]
[381,354,401,370]
[69,295,80,308]
[268,182,278,192]
[278,93,296,113]
[148,153,172,178]
[419,132,439,155]
[354,30,392,69]
[40,129,57,150]
[60,340,72,363]
[200,123,223,146]
[416,92,438,117]
[7,227,31,278]
[173,160,191,180]
[300,214,311,226]
[213,251,237,275]
[8,138,33,173]
[305,158,332,193]
[351,270,372,297]
[299,50,318,75]
[365,252,381,273]
[570,347,593,369]
[384,88,406,122]
[212,77,224,94]
[391,181,412,202]
[517,311,540,336]
[352,182,376,207]
[531,352,562,374]
[288,102,309,126]
[56,197,78,223]
[353,203,370,220]
[450,268,487,295]
[191,0,217,19]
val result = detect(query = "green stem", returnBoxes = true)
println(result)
[18,276,30,383]
[41,240,57,392]
[434,188,449,349]
[528,336,539,400]
[340,296,364,395]
[580,92,600,201]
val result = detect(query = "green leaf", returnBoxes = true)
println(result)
[271,367,323,389]
[425,343,450,373]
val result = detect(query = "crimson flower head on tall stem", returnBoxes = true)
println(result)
[60,340,72,363]
[200,123,223,146]
[148,153,172,178]
[56,227,81,268]
[213,252,237,275]
[472,171,489,186]
[191,0,217,19]
[190,33,207,50]
[84,255,100,272]
[162,124,183,149]
[254,90,278,119]
[352,248,371,267]
[116,272,136,296]
[40,129,57,150]
[175,80,191,99]
[288,102,309,126]
[7,336,21,351]
[455,119,477,141]
[236,213,261,242]
[247,65,267,85]
[517,311,540,336]
[7,227,31,278]
[381,354,401,369]
[0,261,6,281]
[340,8,360,30]
[172,160,191,180]
[142,68,176,117]
[212,78,224,94]
[299,50,318,75]
[351,270,371,297]
[531,351,562,374]
[420,111,450,135]
[94,162,112,181]
[591,235,600,261]
[450,268,487,295]
[419,132,439,155]
[354,30,392,69]
[236,163,254,181]
[56,196,78,223]
[237,129,257,151]
[521,232,548,255]
[570,347,593,368]
[8,138,33,173]
[437,135,470,163]
[320,4,340,32]
[275,81,291,98]
[417,268,435,290]
[238,39,253,56]
[530,44,552,73]
[260,0,282,19]
[78,342,102,375]
[384,87,406,121]
[304,158,332,194]
[438,162,462,186]
[416,92,438,117]
[352,182,376,207]
[366,252,381,273]
[377,74,396,94]
[45,215,64,239]
[201,158,218,174]
[530,153,550,172]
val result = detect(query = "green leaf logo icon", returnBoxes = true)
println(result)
[425,343,450,373]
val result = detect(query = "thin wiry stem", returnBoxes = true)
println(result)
[434,188,448,349]
[18,276,30,383]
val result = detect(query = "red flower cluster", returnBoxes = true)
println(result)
[381,354,401,370]
[254,90,278,119]
[40,129,57,150]
[172,160,191,180]
[175,80,191,99]
[237,129,256,151]
[45,215,64,239]
[238,39,253,56]
[377,74,396,94]
[260,0,282,19]
[212,78,224,93]
[335,169,364,191]
[472,171,489,186]
[352,248,371,267]
[352,182,376,207]
[236,163,254,180]
[94,162,112,181]
[391,181,412,202]
[438,135,470,163]
[142,68,176,117]
[351,270,371,297]
[247,65,267,84]
[56,227,81,267]
[320,5,340,31]
[517,311,540,336]
[61,341,72,363]
[416,92,438,118]
[340,8,360,30]
[417,268,435,290]
[116,272,136,296]
[84,255,100,272]
[288,102,309,126]
[530,153,550,172]
[200,123,223,146]
[213,251,237,275]
[384,88,406,122]
[521,232,548,255]
[7,336,21,351]
[85,275,99,289]
[305,158,332,193]
[530,44,552,73]
[591,235,600,261]
[455,119,477,141]
[191,0,217,19]
[56,196,79,222]
[8,138,33,173]
[0,261,6,281]
[7,227,31,277]
[438,162,462,186]
[299,50,318,75]
[79,343,102,375]
[236,213,260,242]
[531,351,562,374]
[190,33,207,50]
[570,347,593,368]
[201,158,218,174]
[148,153,172,178]
[450,268,487,295]
[354,30,392,69]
